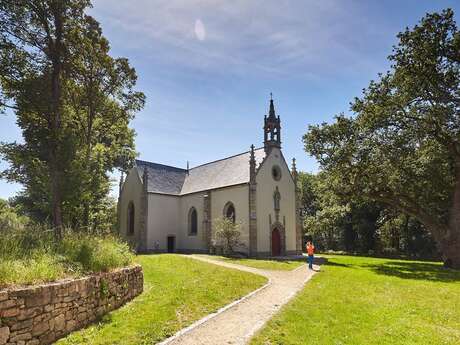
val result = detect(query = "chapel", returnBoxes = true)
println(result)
[118,97,303,256]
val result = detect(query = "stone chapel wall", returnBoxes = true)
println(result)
[256,148,297,255]
[211,184,250,253]
[119,167,143,247]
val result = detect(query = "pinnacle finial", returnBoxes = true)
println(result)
[142,167,148,186]
[268,95,276,119]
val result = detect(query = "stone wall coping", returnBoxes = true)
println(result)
[0,264,142,293]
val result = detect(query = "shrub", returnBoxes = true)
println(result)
[0,254,65,287]
[213,217,244,255]
[58,233,134,272]
[0,224,134,287]
[0,198,29,232]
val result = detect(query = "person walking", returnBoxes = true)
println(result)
[306,241,315,270]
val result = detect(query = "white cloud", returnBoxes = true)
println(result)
[194,19,206,41]
[90,0,392,79]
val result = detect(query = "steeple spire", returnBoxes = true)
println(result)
[263,94,281,154]
[268,93,276,119]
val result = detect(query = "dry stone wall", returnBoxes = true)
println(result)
[0,265,143,345]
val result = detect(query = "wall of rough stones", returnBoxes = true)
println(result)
[0,265,143,345]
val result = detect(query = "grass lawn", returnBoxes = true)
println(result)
[198,255,305,271]
[57,254,267,345]
[251,255,460,345]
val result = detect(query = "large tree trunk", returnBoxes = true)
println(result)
[443,162,460,268]
[440,233,460,268]
[373,192,460,268]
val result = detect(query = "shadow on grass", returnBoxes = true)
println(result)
[95,313,113,328]
[363,261,460,283]
[321,257,351,268]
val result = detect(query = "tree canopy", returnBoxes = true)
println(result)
[304,9,460,267]
[298,171,435,258]
[0,1,144,234]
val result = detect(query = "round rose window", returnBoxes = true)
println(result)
[272,165,282,181]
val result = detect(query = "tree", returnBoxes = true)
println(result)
[0,0,90,237]
[297,172,320,218]
[304,9,460,268]
[303,173,349,250]
[64,14,143,228]
[213,217,243,255]
[0,1,144,232]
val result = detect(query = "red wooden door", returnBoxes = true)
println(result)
[272,228,281,256]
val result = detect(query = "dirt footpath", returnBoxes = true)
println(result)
[158,255,319,345]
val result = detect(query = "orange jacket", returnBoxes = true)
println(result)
[306,244,315,256]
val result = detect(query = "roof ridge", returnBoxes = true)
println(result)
[189,147,265,170]
[135,159,187,172]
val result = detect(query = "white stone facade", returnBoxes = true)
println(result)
[118,100,302,256]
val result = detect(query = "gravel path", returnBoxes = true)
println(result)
[159,255,319,345]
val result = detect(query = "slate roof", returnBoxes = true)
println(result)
[135,161,187,195]
[135,148,266,195]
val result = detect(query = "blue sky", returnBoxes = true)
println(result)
[1,0,459,199]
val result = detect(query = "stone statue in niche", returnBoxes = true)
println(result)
[273,186,281,221]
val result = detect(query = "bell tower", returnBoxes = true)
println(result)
[264,93,281,154]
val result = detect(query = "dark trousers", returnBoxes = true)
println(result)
[308,255,314,269]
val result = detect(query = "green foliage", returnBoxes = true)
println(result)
[299,172,436,257]
[0,254,65,287]
[251,255,460,345]
[0,1,145,230]
[0,198,29,232]
[303,9,460,267]
[99,279,109,298]
[59,233,134,272]
[212,217,244,254]
[297,172,320,218]
[0,223,134,287]
[57,255,267,345]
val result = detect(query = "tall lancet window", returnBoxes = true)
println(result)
[189,207,198,236]
[127,201,135,235]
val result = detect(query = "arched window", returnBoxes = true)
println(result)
[127,201,135,235]
[223,202,236,223]
[189,207,198,235]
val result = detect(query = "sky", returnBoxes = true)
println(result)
[1,0,459,199]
